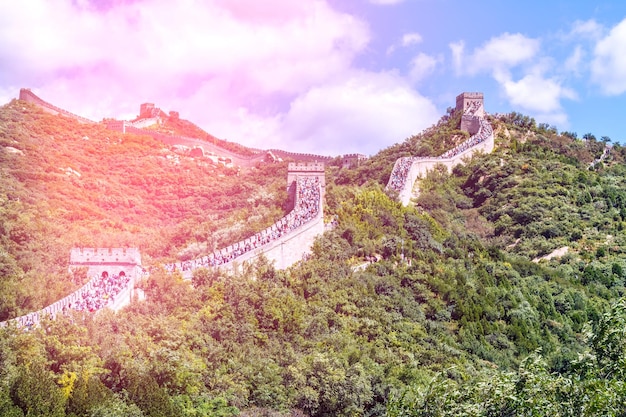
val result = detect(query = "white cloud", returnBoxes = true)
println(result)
[569,19,603,40]
[1,0,370,96]
[498,72,576,113]
[450,33,539,77]
[408,53,438,83]
[463,33,540,75]
[402,32,423,47]
[449,40,464,75]
[278,71,440,155]
[178,71,439,156]
[451,32,576,125]
[564,46,584,74]
[387,31,423,55]
[591,17,626,95]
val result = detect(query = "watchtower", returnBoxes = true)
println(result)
[139,103,155,118]
[456,92,484,117]
[456,92,484,135]
[69,247,142,279]
[286,162,325,211]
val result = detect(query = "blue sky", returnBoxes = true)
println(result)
[2,0,626,155]
[351,0,626,140]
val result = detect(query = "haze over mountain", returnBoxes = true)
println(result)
[3,0,626,155]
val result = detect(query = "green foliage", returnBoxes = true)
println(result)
[389,298,626,416]
[3,102,626,416]
[0,100,286,317]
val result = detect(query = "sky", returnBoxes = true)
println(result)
[2,0,626,156]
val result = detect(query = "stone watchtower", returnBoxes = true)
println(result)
[456,92,484,135]
[69,248,142,279]
[286,162,326,211]
[139,103,156,118]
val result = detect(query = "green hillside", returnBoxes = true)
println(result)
[0,100,286,320]
[2,100,626,416]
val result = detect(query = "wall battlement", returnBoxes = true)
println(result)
[269,149,333,162]
[287,162,326,195]
[287,162,325,172]
[70,247,142,265]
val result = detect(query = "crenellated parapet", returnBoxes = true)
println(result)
[287,162,326,189]
[70,247,142,266]
[268,149,333,163]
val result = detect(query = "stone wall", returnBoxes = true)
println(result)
[460,114,481,135]
[1,249,143,329]
[19,88,94,124]
[18,88,339,165]
[395,128,494,206]
[180,211,324,278]
[387,92,493,206]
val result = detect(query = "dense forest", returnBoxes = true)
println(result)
[2,99,626,416]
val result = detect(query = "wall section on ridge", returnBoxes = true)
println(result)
[181,212,324,279]
[19,88,94,124]
[396,132,493,205]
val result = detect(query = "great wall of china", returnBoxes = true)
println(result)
[1,161,325,329]
[3,90,493,328]
[387,92,494,206]
[18,88,334,168]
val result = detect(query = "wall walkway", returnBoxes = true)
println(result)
[18,88,333,166]
[387,116,494,206]
[1,166,325,329]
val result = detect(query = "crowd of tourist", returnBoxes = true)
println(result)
[5,176,323,330]
[439,119,493,158]
[70,271,130,313]
[3,270,132,330]
[387,117,493,193]
[165,176,322,273]
[464,100,482,116]
[387,157,414,193]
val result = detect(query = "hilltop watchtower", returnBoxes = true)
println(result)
[139,103,156,118]
[456,92,484,135]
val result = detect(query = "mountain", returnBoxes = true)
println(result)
[1,98,626,416]
[0,99,287,320]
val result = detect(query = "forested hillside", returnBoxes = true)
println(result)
[0,100,287,321]
[2,100,626,416]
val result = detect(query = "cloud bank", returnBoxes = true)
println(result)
[0,0,439,156]
[451,32,575,126]
[591,18,626,95]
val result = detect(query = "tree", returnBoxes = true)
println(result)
[583,133,597,142]
[10,361,66,417]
